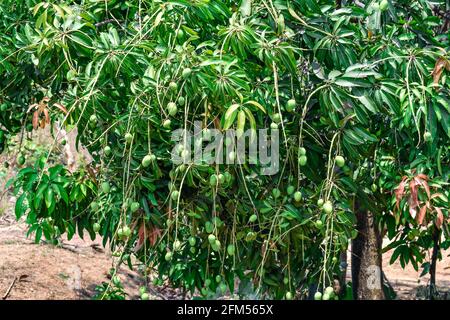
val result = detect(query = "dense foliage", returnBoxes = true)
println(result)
[1,0,449,299]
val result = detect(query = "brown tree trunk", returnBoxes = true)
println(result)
[58,124,93,172]
[60,126,77,172]
[351,203,385,300]
[338,250,348,296]
[429,227,440,299]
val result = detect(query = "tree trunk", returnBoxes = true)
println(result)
[338,249,348,296]
[351,203,385,300]
[429,227,440,299]
[60,126,77,172]
[58,124,93,172]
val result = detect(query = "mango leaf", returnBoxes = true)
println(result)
[45,187,54,209]
[223,104,240,130]
[357,95,378,113]
[15,193,27,220]
[236,109,246,138]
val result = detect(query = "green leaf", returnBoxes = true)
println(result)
[390,246,403,265]
[240,0,252,17]
[357,95,378,113]
[69,32,94,49]
[236,110,246,138]
[343,129,364,145]
[243,108,256,142]
[45,187,54,209]
[148,193,158,206]
[35,227,42,244]
[353,127,378,142]
[223,104,240,130]
[245,100,266,114]
[334,78,372,88]
[55,184,69,205]
[154,10,164,28]
[15,193,27,220]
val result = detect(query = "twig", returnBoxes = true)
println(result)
[95,19,122,28]
[2,275,27,300]
[59,244,80,253]
[90,243,104,253]
[56,242,104,253]
[2,277,17,300]
[147,286,168,300]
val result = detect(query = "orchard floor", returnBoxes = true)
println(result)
[0,206,449,300]
[0,209,186,300]
[349,240,450,299]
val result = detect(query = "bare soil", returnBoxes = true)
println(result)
[380,240,450,299]
[342,239,450,299]
[0,208,187,300]
[0,210,135,300]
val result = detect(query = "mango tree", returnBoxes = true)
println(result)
[1,0,449,300]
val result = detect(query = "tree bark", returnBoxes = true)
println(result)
[58,124,93,172]
[351,203,385,300]
[429,227,440,299]
[338,249,348,296]
[60,126,77,172]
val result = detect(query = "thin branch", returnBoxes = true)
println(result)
[95,19,121,28]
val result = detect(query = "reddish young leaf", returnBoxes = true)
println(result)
[415,175,431,199]
[417,205,427,225]
[394,176,408,210]
[135,224,161,252]
[148,227,161,246]
[435,208,444,229]
[27,103,38,113]
[409,206,417,219]
[430,193,444,200]
[43,108,50,124]
[41,97,50,104]
[416,173,428,180]
[53,102,68,114]
[32,110,39,129]
[431,57,450,86]
[135,224,146,252]
[409,179,419,208]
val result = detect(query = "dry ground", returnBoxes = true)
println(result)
[0,210,139,300]
[344,239,450,299]
[381,241,450,299]
[0,208,186,300]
